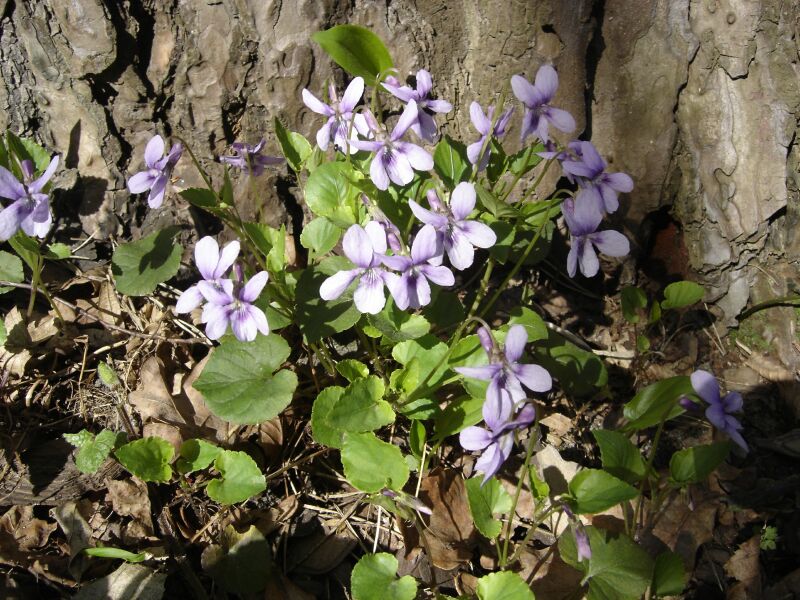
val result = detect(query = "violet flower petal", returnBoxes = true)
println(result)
[319,269,361,301]
[240,271,269,303]
[691,370,720,405]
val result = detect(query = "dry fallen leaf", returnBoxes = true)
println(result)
[725,535,762,600]
[286,514,358,575]
[0,506,57,553]
[142,422,183,456]
[644,489,717,570]
[73,562,166,600]
[532,444,580,498]
[51,500,94,580]
[521,546,583,600]
[106,477,154,538]
[128,357,182,423]
[415,467,477,570]
[263,572,315,600]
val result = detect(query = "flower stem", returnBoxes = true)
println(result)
[26,255,42,319]
[630,407,670,538]
[477,202,558,319]
[500,420,539,567]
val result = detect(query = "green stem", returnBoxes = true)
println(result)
[506,504,560,565]
[26,255,41,318]
[631,409,669,537]
[499,145,534,203]
[465,258,495,318]
[175,136,218,198]
[522,157,556,203]
[310,342,336,376]
[500,421,539,567]
[477,203,558,319]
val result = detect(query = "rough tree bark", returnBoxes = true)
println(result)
[0,0,798,365]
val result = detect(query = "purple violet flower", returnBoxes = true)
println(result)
[408,182,497,270]
[455,325,552,428]
[459,404,537,484]
[0,155,59,241]
[319,222,392,315]
[562,506,592,561]
[302,78,364,153]
[175,236,240,314]
[690,369,748,452]
[562,197,630,278]
[383,225,455,310]
[127,135,183,209]
[561,141,633,215]
[350,104,434,190]
[467,102,514,172]
[220,139,284,176]
[382,69,453,142]
[511,65,576,142]
[198,266,270,342]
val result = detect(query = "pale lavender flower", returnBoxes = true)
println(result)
[198,266,270,342]
[561,141,633,215]
[511,65,576,142]
[220,139,284,176]
[382,69,453,142]
[408,182,497,270]
[459,404,537,484]
[0,155,59,241]
[302,77,364,153]
[562,197,630,278]
[455,325,552,428]
[350,103,433,190]
[383,226,455,310]
[127,135,183,209]
[319,222,392,314]
[175,236,240,314]
[691,369,748,452]
[467,102,514,172]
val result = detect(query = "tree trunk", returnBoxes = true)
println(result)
[1,0,798,363]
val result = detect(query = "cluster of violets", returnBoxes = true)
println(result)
[173,236,271,342]
[319,182,496,314]
[125,134,283,342]
[303,65,632,288]
[456,325,552,483]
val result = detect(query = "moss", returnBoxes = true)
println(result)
[729,311,772,353]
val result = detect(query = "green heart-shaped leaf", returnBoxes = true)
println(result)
[193,334,298,424]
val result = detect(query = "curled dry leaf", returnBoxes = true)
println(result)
[128,357,182,423]
[240,417,283,463]
[51,500,94,580]
[223,493,300,539]
[0,506,57,554]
